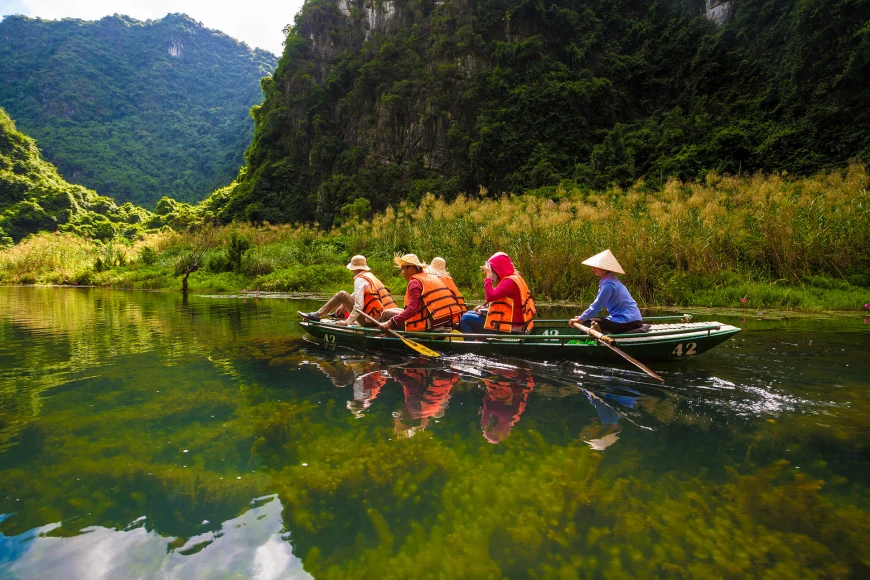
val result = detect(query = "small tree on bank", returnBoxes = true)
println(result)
[174,226,217,292]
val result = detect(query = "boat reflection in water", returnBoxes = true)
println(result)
[307,353,673,449]
[478,368,536,444]
[391,368,460,437]
[578,388,637,450]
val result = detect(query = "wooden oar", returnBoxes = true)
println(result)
[354,309,441,358]
[570,321,664,383]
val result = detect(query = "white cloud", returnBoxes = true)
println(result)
[0,0,306,56]
[3,495,313,579]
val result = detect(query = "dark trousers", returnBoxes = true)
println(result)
[585,317,643,334]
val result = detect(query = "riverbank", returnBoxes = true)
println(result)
[1,166,868,312]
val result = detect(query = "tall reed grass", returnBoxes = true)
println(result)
[340,163,870,306]
[1,165,868,310]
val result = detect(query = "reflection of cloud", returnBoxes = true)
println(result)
[2,495,311,579]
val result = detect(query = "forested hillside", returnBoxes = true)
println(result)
[0,13,276,207]
[218,0,870,226]
[0,107,208,244]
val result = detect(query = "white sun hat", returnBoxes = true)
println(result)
[581,249,625,275]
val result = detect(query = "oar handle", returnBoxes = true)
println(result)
[570,321,664,383]
[354,309,402,339]
[571,321,613,343]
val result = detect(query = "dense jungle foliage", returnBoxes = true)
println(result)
[218,0,870,226]
[0,107,205,244]
[0,13,275,207]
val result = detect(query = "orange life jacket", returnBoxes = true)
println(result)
[483,273,536,333]
[437,275,467,314]
[358,272,396,318]
[404,273,463,331]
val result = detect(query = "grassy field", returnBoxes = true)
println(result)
[2,165,869,312]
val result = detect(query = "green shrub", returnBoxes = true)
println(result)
[139,246,158,266]
[252,264,347,292]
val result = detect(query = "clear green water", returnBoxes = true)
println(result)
[1,286,868,579]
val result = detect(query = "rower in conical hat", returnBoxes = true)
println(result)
[581,249,625,275]
[570,249,644,335]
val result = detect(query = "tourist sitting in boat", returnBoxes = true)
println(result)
[459,252,536,334]
[570,249,643,334]
[377,254,463,332]
[425,256,467,314]
[297,255,396,326]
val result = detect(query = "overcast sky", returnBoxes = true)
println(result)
[0,0,306,56]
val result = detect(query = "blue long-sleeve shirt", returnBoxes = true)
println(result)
[580,273,642,323]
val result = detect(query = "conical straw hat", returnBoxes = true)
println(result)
[581,249,625,274]
[585,432,620,451]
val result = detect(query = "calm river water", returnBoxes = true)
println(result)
[1,286,868,579]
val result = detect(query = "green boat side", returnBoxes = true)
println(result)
[300,318,741,363]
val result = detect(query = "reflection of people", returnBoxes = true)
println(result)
[579,389,637,451]
[480,368,535,444]
[425,257,467,314]
[570,249,643,334]
[298,255,396,326]
[392,367,459,436]
[347,370,387,418]
[460,252,536,334]
[378,254,462,332]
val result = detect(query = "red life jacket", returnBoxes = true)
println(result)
[483,273,536,333]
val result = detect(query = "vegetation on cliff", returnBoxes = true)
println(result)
[217,0,870,227]
[0,13,275,207]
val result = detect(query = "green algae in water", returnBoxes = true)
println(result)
[1,287,869,578]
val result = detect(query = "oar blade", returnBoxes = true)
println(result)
[400,336,441,358]
[352,308,441,358]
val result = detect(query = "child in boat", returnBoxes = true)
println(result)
[570,249,643,334]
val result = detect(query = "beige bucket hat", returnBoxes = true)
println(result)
[346,255,371,271]
[581,249,625,275]
[393,253,426,268]
[425,256,450,277]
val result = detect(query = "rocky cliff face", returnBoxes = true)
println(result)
[704,0,734,25]
[221,0,870,226]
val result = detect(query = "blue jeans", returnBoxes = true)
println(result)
[460,312,486,334]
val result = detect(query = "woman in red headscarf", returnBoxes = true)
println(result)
[459,252,536,334]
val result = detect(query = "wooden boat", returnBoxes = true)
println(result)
[300,315,740,363]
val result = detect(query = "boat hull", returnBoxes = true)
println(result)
[300,319,740,363]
